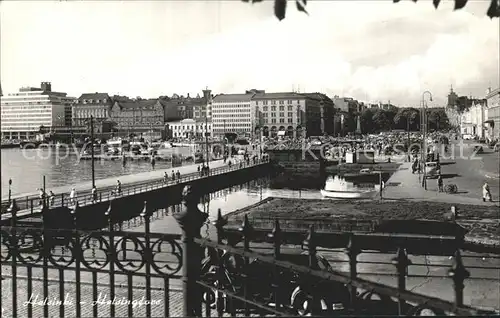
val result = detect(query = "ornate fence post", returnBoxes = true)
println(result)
[238,214,254,317]
[448,250,470,310]
[344,234,360,311]
[105,201,116,317]
[213,208,227,317]
[268,219,282,310]
[8,200,19,317]
[71,203,82,318]
[391,247,412,315]
[140,201,153,317]
[174,185,208,317]
[303,225,320,315]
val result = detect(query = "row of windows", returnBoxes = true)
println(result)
[262,112,294,118]
[1,105,52,110]
[213,118,249,123]
[212,109,250,113]
[262,105,295,112]
[213,123,251,127]
[212,114,250,118]
[255,100,300,106]
[1,121,52,126]
[262,118,293,124]
[213,128,252,132]
[212,104,250,108]
[171,125,211,130]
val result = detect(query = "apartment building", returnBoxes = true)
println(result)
[253,92,334,138]
[485,87,500,140]
[110,98,165,138]
[460,99,488,138]
[211,93,255,137]
[72,92,113,133]
[1,82,74,140]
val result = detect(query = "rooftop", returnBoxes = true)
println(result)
[252,92,306,100]
[79,93,110,101]
[212,93,254,103]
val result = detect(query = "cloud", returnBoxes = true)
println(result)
[1,0,498,106]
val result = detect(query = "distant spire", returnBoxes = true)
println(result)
[450,84,454,93]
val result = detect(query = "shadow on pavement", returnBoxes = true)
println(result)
[439,162,456,166]
[455,191,469,194]
[441,173,460,179]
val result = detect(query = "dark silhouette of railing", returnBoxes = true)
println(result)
[1,158,269,215]
[1,188,497,317]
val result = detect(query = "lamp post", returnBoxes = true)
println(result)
[421,91,433,190]
[205,106,210,169]
[90,115,96,188]
[8,178,12,203]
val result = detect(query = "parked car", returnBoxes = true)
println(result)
[425,162,439,178]
[462,134,473,140]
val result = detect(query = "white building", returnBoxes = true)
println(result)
[460,100,488,138]
[1,82,74,140]
[485,87,500,141]
[211,93,255,137]
[167,118,212,139]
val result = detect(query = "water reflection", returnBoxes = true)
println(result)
[1,147,192,195]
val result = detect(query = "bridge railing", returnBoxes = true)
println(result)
[1,157,269,214]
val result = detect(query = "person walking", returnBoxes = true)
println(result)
[151,155,156,170]
[176,170,181,180]
[116,180,122,196]
[437,175,443,192]
[171,170,175,181]
[164,172,169,183]
[482,182,492,202]
[69,188,76,205]
[49,190,55,206]
[91,185,98,203]
[38,188,45,206]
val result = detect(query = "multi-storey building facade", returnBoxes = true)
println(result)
[253,92,334,138]
[1,82,74,140]
[460,100,488,138]
[485,87,500,141]
[110,99,165,138]
[72,93,113,133]
[193,89,213,120]
[211,93,255,137]
[167,118,212,139]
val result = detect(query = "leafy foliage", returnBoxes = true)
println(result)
[242,0,499,20]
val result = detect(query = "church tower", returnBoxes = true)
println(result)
[447,84,458,108]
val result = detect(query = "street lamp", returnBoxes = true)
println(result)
[8,178,12,203]
[205,105,210,169]
[90,116,96,188]
[421,91,433,190]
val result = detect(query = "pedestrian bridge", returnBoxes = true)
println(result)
[2,159,272,228]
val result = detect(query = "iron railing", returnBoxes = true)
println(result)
[1,157,269,215]
[1,197,498,317]
[192,213,497,317]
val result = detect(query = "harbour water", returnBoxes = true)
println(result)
[1,147,193,196]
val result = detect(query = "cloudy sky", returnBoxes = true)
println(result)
[1,0,498,106]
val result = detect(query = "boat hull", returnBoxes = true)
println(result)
[320,189,377,199]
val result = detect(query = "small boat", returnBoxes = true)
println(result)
[320,175,378,199]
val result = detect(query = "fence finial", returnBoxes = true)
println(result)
[105,200,113,218]
[7,199,19,214]
[140,200,149,218]
[238,214,253,236]
[448,249,470,307]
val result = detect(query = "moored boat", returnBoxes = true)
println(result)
[320,175,379,199]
